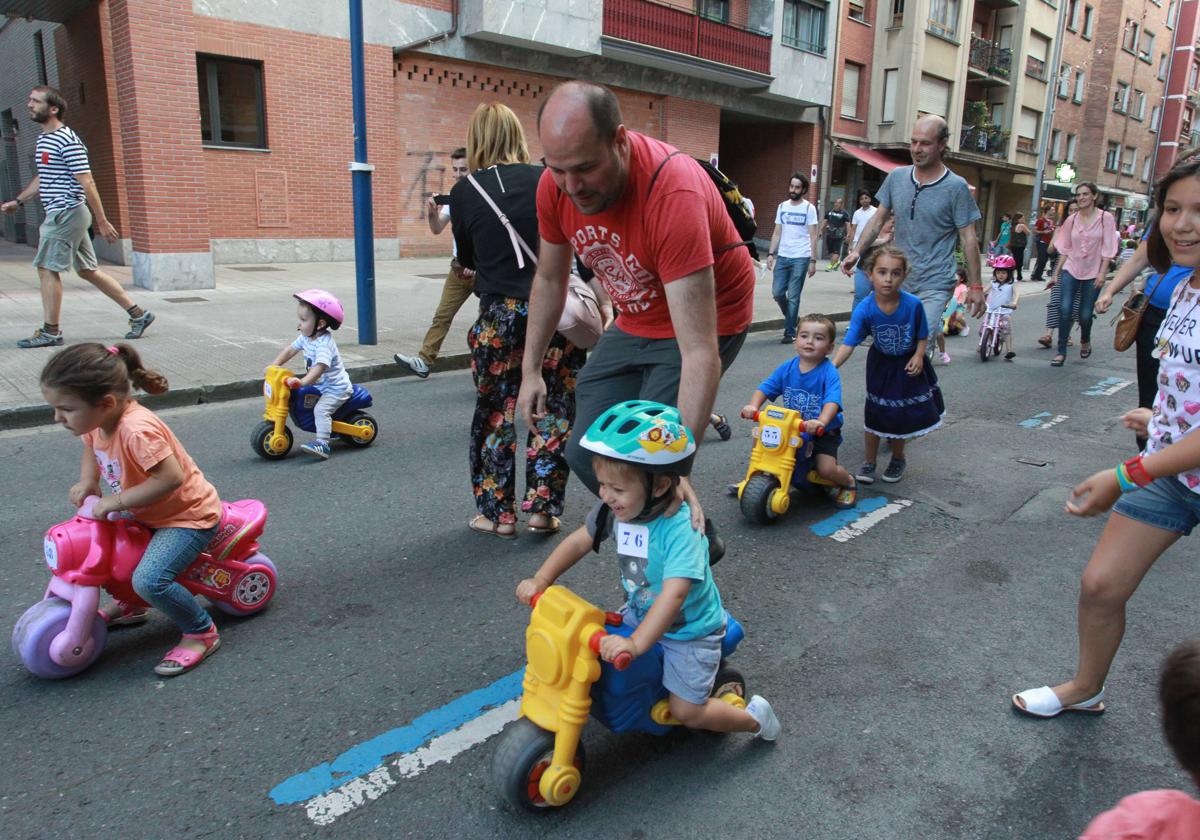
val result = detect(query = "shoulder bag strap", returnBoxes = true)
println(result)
[646,150,684,198]
[467,171,538,269]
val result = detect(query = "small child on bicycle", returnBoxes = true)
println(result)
[739,313,857,508]
[516,401,781,741]
[269,289,352,460]
[984,254,1020,361]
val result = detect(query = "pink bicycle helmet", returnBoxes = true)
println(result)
[293,289,345,330]
[990,254,1017,270]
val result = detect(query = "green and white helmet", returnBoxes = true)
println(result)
[579,400,696,475]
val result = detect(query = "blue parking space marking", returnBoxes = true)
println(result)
[1083,377,1133,397]
[809,496,892,537]
[1019,411,1068,429]
[269,668,524,805]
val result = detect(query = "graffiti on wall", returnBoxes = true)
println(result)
[404,150,452,221]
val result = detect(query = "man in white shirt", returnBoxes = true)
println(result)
[764,172,818,343]
[394,147,473,378]
[848,190,877,249]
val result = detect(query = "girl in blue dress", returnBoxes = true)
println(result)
[832,245,945,484]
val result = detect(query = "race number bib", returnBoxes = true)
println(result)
[615,522,649,559]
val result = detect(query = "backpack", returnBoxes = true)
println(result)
[648,151,759,260]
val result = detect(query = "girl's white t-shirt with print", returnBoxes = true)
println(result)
[1147,279,1200,493]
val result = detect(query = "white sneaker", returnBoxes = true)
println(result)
[961,325,969,337]
[940,352,951,365]
[394,352,429,378]
[746,695,780,741]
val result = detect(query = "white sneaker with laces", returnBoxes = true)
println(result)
[394,352,430,378]
[940,351,951,364]
[746,694,780,741]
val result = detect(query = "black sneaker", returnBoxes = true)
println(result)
[882,458,907,483]
[16,328,64,348]
[710,413,732,441]
[856,463,877,484]
[780,335,794,344]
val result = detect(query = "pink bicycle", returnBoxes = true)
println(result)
[12,496,276,679]
[977,310,1006,362]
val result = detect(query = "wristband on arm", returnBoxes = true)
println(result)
[1114,463,1138,493]
[1122,455,1154,488]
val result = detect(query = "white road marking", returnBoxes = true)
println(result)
[827,499,913,543]
[303,699,521,825]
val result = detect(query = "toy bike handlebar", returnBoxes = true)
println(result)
[528,592,632,670]
[748,411,825,437]
[78,494,121,522]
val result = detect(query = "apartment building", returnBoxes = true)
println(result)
[828,0,1061,245]
[0,0,834,291]
[1047,0,1195,226]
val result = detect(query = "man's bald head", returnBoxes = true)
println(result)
[538,81,623,144]
[910,114,950,169]
[913,114,950,144]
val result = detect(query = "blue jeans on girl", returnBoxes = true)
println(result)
[772,256,810,339]
[131,524,219,634]
[1057,269,1101,355]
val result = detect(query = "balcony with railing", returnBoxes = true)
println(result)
[959,125,1009,159]
[602,0,773,76]
[967,35,1011,85]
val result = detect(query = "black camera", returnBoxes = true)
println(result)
[433,194,451,206]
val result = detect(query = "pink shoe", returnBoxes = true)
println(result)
[154,624,220,677]
[940,352,951,364]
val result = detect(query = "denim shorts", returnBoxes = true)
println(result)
[657,630,725,705]
[1113,475,1200,535]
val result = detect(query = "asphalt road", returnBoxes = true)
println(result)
[3,296,1196,840]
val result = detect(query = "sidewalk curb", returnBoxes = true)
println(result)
[1,312,850,431]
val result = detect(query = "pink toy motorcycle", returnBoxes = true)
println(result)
[12,495,277,679]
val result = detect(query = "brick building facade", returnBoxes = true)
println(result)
[0,0,834,290]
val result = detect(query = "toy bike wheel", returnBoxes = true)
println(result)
[979,331,991,363]
[493,718,586,812]
[711,663,747,707]
[12,597,108,679]
[211,553,278,616]
[251,421,292,460]
[339,411,378,448]
[740,473,780,525]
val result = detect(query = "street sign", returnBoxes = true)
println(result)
[1055,161,1076,183]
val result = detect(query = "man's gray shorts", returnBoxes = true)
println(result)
[565,326,747,493]
[907,284,952,343]
[34,203,98,274]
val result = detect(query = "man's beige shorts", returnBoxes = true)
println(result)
[34,202,98,274]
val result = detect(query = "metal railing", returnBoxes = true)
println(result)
[602,0,772,75]
[968,35,1011,80]
[959,125,1008,157]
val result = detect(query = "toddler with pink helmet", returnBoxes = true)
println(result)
[984,254,1020,360]
[268,289,353,459]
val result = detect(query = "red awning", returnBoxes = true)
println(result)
[839,143,906,173]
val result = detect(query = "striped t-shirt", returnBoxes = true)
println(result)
[35,126,89,213]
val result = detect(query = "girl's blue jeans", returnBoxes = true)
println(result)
[772,256,810,338]
[1057,269,1101,354]
[131,524,219,634]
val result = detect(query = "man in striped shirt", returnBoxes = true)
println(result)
[1,86,153,348]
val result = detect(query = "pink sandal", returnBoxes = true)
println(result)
[154,624,221,677]
[99,601,150,628]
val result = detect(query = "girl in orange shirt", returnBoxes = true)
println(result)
[40,343,224,677]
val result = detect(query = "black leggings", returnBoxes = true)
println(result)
[1008,245,1025,281]
[1134,304,1167,450]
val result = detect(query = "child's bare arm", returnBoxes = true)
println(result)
[70,447,101,506]
[599,578,690,662]
[271,345,299,367]
[811,400,840,432]
[296,362,327,387]
[905,340,928,375]
[516,526,592,604]
[740,389,769,419]
[831,344,854,368]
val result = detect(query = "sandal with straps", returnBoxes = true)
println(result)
[154,624,221,677]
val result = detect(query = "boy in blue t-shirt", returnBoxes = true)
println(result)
[740,314,857,508]
[516,401,781,741]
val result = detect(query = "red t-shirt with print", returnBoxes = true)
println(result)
[537,131,756,340]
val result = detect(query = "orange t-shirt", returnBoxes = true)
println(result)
[537,130,756,340]
[82,401,222,530]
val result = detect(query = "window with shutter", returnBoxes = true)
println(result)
[842,64,862,118]
[918,75,951,118]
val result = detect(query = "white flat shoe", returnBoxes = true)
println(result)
[1011,685,1105,718]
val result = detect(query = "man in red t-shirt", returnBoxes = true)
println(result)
[517,82,755,493]
[1030,205,1057,284]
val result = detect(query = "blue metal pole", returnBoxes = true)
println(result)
[349,0,377,344]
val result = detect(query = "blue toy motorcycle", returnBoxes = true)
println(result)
[251,365,378,459]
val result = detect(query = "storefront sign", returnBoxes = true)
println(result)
[1055,162,1076,183]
